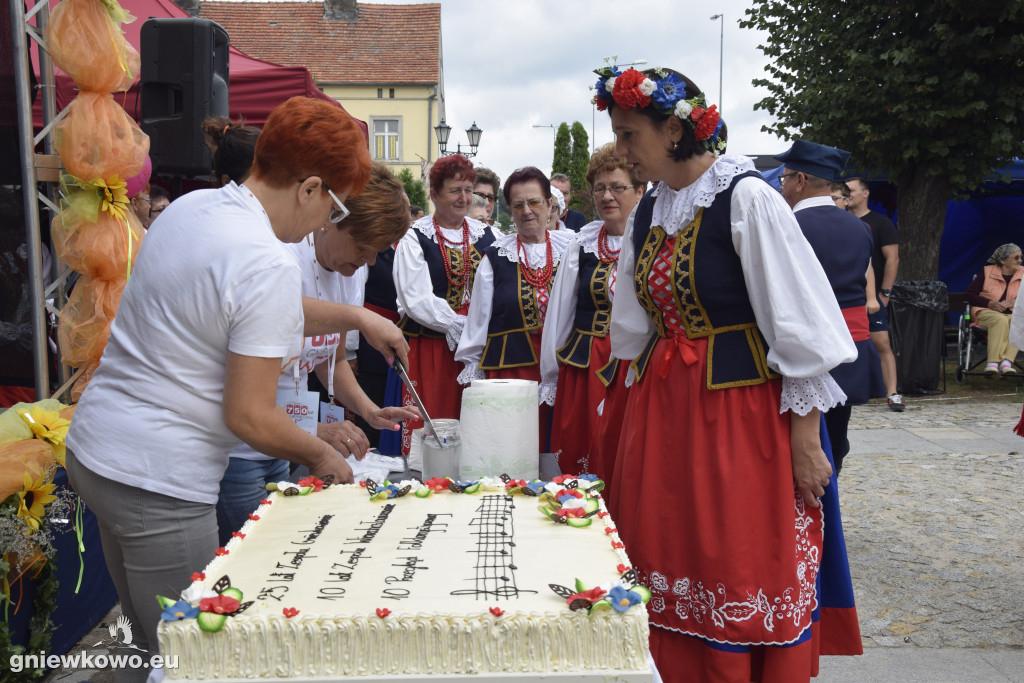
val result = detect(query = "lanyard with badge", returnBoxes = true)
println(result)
[319,351,347,425]
[277,355,319,435]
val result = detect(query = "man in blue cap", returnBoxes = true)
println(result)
[775,139,885,474]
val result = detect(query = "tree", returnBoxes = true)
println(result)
[552,123,571,177]
[569,121,591,216]
[397,168,427,212]
[741,2,1024,279]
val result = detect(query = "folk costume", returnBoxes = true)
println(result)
[455,230,574,446]
[610,155,862,680]
[393,215,496,453]
[540,220,629,487]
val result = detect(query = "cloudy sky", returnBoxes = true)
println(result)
[381,0,788,181]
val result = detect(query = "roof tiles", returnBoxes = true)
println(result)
[199,2,441,85]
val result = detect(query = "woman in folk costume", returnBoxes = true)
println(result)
[455,167,573,446]
[540,143,644,488]
[594,65,863,681]
[393,155,497,452]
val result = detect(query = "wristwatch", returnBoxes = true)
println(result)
[880,288,892,297]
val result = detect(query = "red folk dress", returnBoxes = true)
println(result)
[610,155,861,682]
[541,220,630,492]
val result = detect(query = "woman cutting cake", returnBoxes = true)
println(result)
[65,98,408,678]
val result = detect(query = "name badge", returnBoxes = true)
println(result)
[277,388,319,435]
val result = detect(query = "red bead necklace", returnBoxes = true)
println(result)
[597,225,620,263]
[517,235,554,288]
[432,216,471,288]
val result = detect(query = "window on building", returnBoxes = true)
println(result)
[389,88,395,98]
[377,88,383,98]
[373,119,400,161]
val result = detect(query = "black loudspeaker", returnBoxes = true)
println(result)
[140,18,229,177]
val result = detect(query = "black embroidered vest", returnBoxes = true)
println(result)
[556,246,620,386]
[479,250,557,370]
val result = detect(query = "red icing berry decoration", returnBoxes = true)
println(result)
[611,541,625,549]
[248,514,260,521]
[376,607,391,618]
[597,512,609,518]
[232,531,246,539]
[190,572,206,582]
[489,607,505,617]
[617,564,631,573]
[259,498,272,505]
[282,607,299,618]
[605,527,617,535]
[359,481,368,488]
[215,547,229,556]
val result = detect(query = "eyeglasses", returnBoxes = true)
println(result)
[473,191,496,202]
[324,185,350,223]
[831,195,847,203]
[778,172,799,186]
[510,198,548,213]
[591,184,634,197]
[149,206,166,217]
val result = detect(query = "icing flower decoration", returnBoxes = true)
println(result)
[556,489,584,503]
[248,514,260,521]
[376,607,391,618]
[191,572,206,582]
[617,564,631,574]
[297,475,324,492]
[607,586,643,613]
[282,607,300,618]
[200,595,240,615]
[16,471,58,532]
[231,531,246,539]
[423,477,450,492]
[605,527,618,535]
[260,498,272,505]
[489,607,505,617]
[161,600,199,621]
[611,541,625,549]
[550,474,575,485]
[215,547,229,556]
[554,507,586,519]
[566,586,607,609]
[597,512,609,518]
[379,484,401,498]
[524,481,547,496]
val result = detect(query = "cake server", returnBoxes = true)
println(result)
[392,355,448,447]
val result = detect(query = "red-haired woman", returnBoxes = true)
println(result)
[65,97,410,666]
[455,167,573,445]
[393,154,497,452]
[541,144,645,486]
[591,67,862,679]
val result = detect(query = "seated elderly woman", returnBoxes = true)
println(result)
[965,243,1023,376]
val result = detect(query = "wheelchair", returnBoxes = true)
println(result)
[954,299,1023,381]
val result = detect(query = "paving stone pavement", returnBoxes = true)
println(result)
[43,395,1024,682]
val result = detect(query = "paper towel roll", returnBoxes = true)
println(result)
[459,379,538,480]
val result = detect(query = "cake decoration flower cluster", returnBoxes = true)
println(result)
[548,573,652,615]
[157,575,253,633]
[266,474,333,497]
[535,475,605,528]
[591,61,726,156]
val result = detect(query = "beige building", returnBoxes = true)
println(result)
[199,0,443,183]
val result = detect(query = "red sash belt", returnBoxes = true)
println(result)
[654,334,699,378]
[841,305,869,342]
[364,302,400,323]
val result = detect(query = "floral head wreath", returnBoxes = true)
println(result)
[592,65,726,156]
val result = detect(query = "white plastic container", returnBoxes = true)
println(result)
[420,418,462,480]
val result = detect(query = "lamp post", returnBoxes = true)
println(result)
[710,14,724,113]
[434,120,483,157]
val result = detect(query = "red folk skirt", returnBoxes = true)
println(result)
[484,331,551,450]
[549,334,629,495]
[400,335,464,455]
[612,334,828,682]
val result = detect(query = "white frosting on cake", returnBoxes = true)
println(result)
[159,481,650,678]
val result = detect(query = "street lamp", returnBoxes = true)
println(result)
[435,120,483,157]
[532,123,555,141]
[710,14,724,114]
[611,58,647,70]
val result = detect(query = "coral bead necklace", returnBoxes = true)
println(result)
[597,225,620,263]
[432,215,471,288]
[517,235,554,288]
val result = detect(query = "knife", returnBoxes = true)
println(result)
[392,356,447,448]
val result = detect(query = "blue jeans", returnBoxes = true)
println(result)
[216,457,289,546]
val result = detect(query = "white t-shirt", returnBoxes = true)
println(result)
[67,182,304,504]
[231,237,366,461]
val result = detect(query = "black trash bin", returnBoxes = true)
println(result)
[889,280,948,394]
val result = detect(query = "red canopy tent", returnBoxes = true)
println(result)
[31,0,365,133]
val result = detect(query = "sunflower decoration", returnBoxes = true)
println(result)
[96,174,130,221]
[16,471,57,533]
[17,405,71,466]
